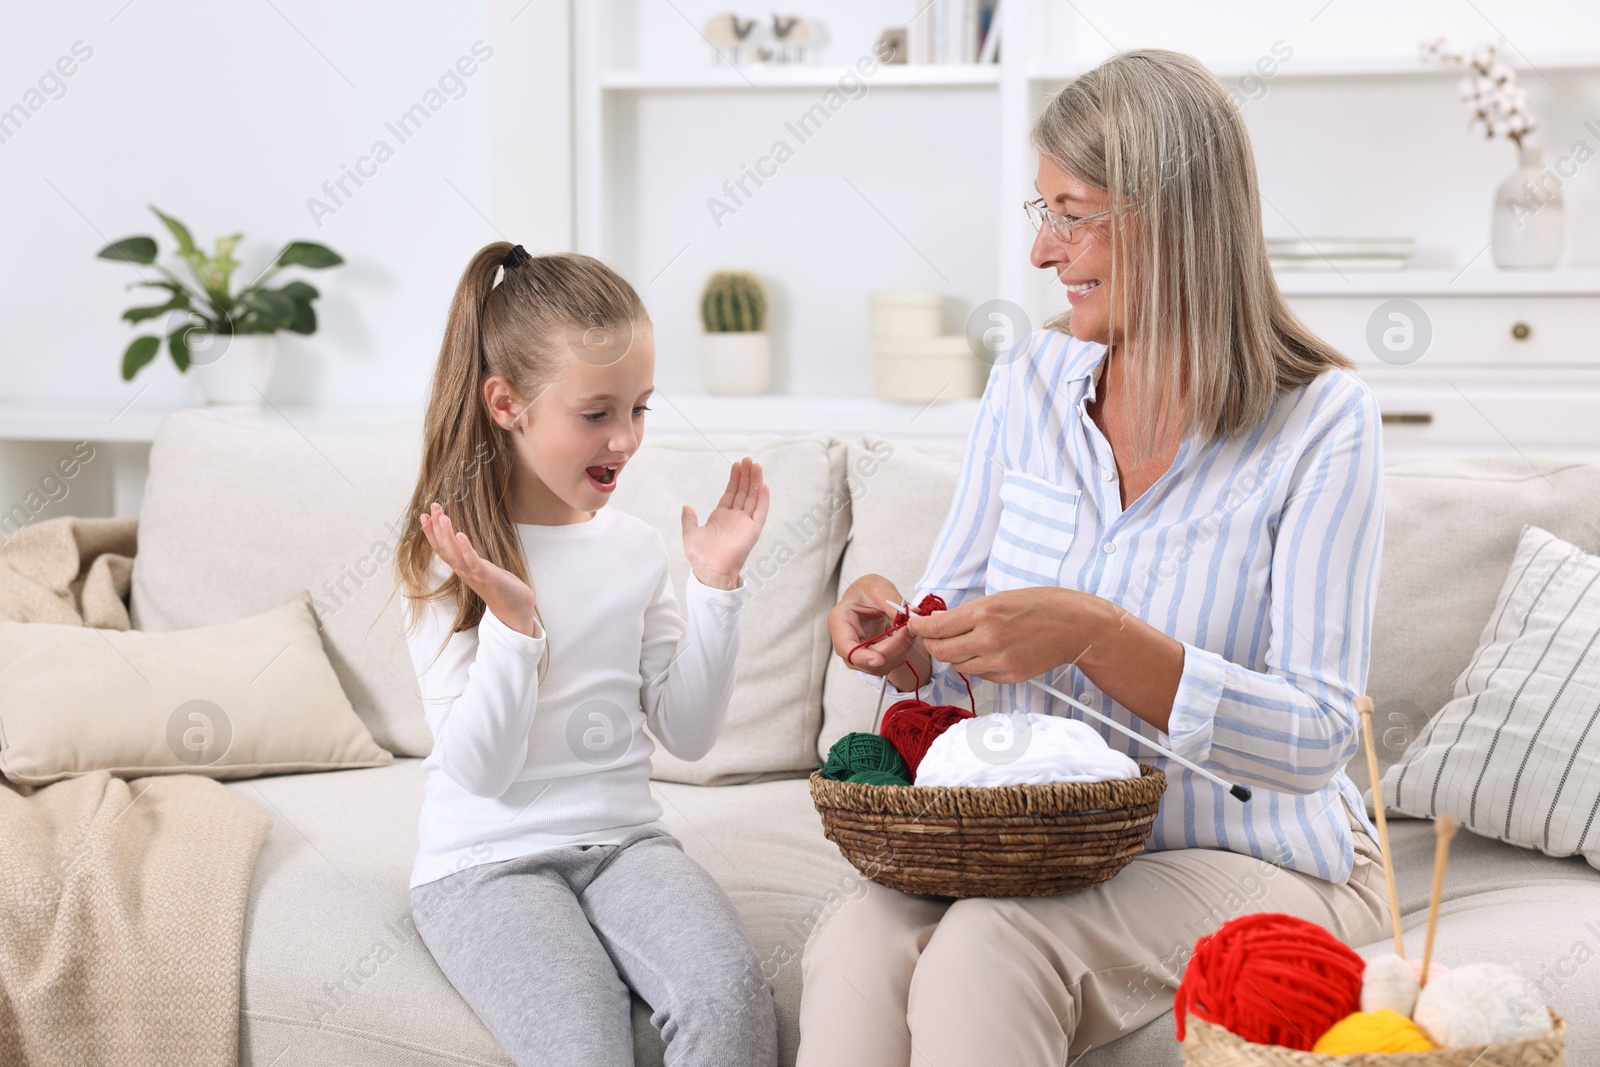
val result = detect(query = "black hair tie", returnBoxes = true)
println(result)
[503,244,531,270]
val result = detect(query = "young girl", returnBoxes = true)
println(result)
[394,242,778,1066]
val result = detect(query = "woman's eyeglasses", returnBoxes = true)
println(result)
[1023,199,1111,243]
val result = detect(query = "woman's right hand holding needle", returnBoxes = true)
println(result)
[420,502,541,639]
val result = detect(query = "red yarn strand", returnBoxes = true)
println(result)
[843,594,976,715]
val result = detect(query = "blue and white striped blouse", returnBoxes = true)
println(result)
[893,328,1385,883]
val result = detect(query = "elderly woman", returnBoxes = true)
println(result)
[797,49,1391,1065]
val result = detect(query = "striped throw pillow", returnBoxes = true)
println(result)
[1382,524,1600,867]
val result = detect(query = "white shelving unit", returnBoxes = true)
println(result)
[568,3,1600,470]
[599,65,1002,90]
[1027,49,1600,84]
[573,1,1039,387]
[576,4,1600,375]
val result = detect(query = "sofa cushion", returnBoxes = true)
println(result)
[608,433,850,784]
[819,437,966,758]
[1381,524,1600,868]
[130,411,847,783]
[1360,454,1600,794]
[0,590,390,784]
[130,410,427,757]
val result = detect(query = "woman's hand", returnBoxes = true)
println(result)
[419,502,541,638]
[681,457,770,590]
[827,574,932,693]
[903,586,1101,684]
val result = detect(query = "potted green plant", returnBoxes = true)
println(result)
[98,206,344,406]
[699,270,771,395]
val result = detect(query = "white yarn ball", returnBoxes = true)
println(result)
[913,711,1139,788]
[1413,963,1553,1047]
[1361,954,1420,1017]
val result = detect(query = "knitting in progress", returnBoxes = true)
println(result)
[914,711,1140,788]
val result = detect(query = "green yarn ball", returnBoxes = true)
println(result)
[846,768,911,787]
[820,732,909,783]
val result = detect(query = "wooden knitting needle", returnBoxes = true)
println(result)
[1358,696,1406,960]
[1420,814,1458,988]
[882,602,1255,800]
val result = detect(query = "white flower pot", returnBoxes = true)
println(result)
[188,332,277,407]
[699,332,771,395]
[1492,144,1564,269]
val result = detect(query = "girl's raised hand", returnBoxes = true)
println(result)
[681,457,769,591]
[419,502,541,638]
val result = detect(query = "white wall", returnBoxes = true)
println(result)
[4,0,1598,411]
[0,0,569,413]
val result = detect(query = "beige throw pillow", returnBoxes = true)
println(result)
[0,591,392,785]
[608,433,851,784]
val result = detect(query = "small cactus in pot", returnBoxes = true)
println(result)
[701,271,768,333]
[699,270,772,395]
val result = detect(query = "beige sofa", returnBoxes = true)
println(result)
[125,408,1600,1065]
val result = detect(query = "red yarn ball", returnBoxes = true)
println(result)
[879,699,974,779]
[1173,912,1364,1051]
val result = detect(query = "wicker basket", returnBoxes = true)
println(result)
[1180,1012,1567,1067]
[808,763,1166,898]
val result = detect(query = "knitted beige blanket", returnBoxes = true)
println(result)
[0,515,137,628]
[0,516,272,1066]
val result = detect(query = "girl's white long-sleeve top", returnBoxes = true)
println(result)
[404,504,748,890]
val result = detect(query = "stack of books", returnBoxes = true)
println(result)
[908,0,1001,64]
[1267,237,1415,272]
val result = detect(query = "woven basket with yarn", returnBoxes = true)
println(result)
[808,763,1166,898]
[1179,1012,1567,1067]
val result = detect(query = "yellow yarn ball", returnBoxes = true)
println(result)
[1312,1010,1437,1055]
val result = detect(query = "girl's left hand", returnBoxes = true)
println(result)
[681,457,769,590]
[902,587,1104,684]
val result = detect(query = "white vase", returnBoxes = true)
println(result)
[188,333,276,407]
[1492,144,1564,269]
[699,332,771,395]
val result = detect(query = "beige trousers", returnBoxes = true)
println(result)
[796,795,1389,1067]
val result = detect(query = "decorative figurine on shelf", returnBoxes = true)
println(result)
[875,27,908,65]
[702,11,822,66]
[702,12,757,65]
[770,15,813,63]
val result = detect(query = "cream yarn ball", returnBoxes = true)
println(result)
[1412,963,1553,1047]
[1361,954,1421,1017]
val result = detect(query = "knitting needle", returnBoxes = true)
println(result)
[881,601,1251,801]
[871,675,890,734]
[1027,678,1252,802]
[1420,813,1458,988]
[1357,696,1406,960]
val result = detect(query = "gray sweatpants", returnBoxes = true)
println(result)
[410,827,778,1067]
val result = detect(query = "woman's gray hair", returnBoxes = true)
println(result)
[1030,48,1356,468]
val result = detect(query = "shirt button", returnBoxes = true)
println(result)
[1103,469,1115,482]
[1103,542,1116,554]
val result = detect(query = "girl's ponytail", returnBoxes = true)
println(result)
[391,243,649,680]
